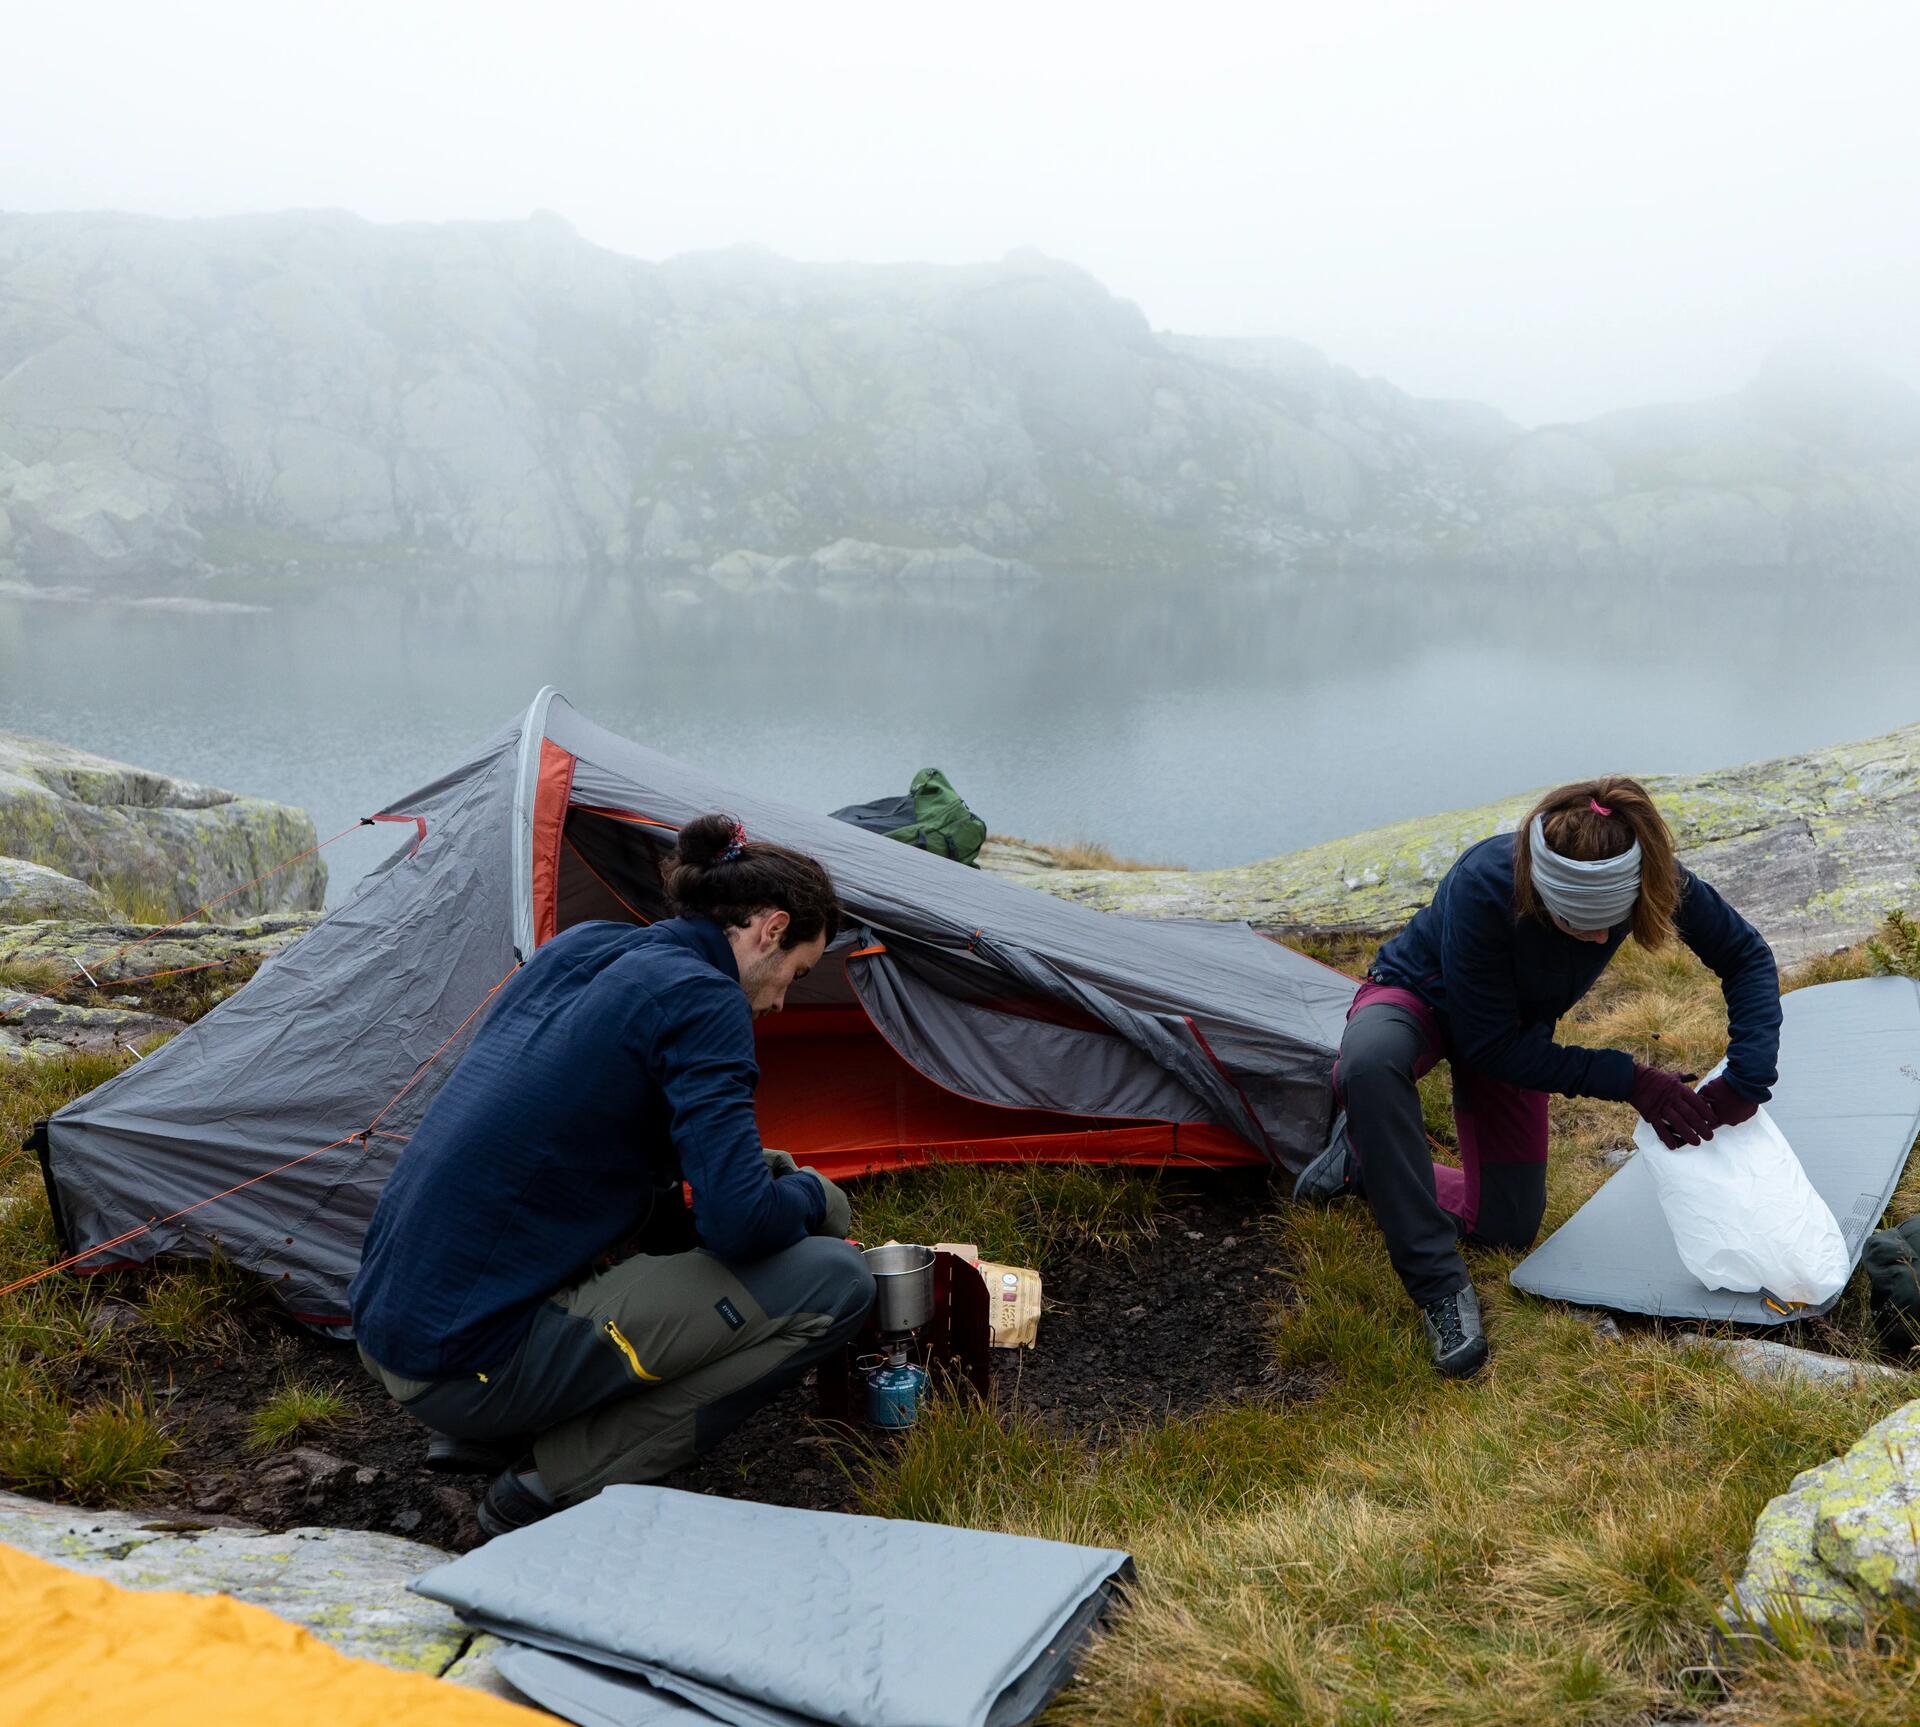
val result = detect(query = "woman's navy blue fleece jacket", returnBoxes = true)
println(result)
[1370,833,1781,1103]
[349,917,826,1379]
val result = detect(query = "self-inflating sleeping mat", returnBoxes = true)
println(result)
[411,1486,1134,1727]
[1510,976,1920,1322]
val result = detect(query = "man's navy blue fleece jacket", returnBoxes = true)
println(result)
[349,917,826,1379]
[1370,834,1780,1103]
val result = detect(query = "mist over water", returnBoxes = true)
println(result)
[2,565,1909,906]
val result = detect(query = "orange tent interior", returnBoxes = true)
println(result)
[552,805,1263,1179]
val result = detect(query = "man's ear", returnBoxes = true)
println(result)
[762,909,791,949]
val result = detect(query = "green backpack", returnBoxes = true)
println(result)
[887,768,988,865]
[830,768,988,867]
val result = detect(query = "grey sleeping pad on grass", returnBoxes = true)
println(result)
[1510,977,1920,1322]
[412,1484,1134,1727]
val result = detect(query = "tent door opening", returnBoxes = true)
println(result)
[545,803,1261,1178]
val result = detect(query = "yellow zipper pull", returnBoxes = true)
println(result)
[604,1318,659,1382]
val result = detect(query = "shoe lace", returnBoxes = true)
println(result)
[1427,1294,1465,1351]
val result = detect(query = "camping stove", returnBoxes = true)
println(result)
[819,1243,992,1429]
[858,1243,935,1426]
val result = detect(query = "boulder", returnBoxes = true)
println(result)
[0,913,316,1060]
[1707,1338,1907,1390]
[1004,721,1920,965]
[1726,1397,1920,1636]
[0,856,109,923]
[0,986,184,1062]
[0,732,325,920]
[0,1489,472,1676]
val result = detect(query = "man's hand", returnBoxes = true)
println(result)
[807,1169,853,1239]
[1629,1064,1714,1149]
[1697,1076,1761,1131]
[765,1148,852,1237]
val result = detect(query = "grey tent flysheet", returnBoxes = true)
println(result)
[38,688,1355,1324]
[411,1484,1134,1727]
[1510,977,1920,1322]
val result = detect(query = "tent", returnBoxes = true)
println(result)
[36,689,1354,1325]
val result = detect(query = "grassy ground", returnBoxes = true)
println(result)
[854,933,1920,1727]
[4,924,1920,1721]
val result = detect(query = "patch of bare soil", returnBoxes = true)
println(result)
[95,1172,1305,1550]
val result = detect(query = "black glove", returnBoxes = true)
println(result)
[1698,1075,1761,1131]
[1629,1063,1713,1149]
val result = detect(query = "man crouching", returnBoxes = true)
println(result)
[348,812,872,1538]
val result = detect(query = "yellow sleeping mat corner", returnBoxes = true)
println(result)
[0,1540,540,1726]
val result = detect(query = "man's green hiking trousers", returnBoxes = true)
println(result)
[359,1235,874,1503]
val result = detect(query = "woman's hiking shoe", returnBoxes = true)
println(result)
[476,1459,558,1540]
[1422,1284,1489,1378]
[1294,1112,1358,1204]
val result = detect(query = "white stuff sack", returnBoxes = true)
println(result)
[1638,1098,1849,1304]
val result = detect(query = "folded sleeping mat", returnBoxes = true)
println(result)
[1510,976,1920,1323]
[412,1485,1134,1727]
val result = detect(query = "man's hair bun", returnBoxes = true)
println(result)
[672,812,744,872]
[664,812,840,949]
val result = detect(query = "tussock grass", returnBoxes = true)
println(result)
[246,1375,350,1452]
[852,1158,1164,1268]
[989,835,1186,872]
[0,1374,175,1503]
[143,1256,265,1350]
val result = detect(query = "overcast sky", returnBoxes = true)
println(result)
[6,1,1916,424]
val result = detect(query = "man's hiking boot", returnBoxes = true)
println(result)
[476,1458,558,1541]
[426,1431,518,1475]
[1294,1111,1359,1204]
[1422,1284,1489,1379]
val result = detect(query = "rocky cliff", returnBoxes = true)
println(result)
[3,211,1914,589]
[990,723,1920,965]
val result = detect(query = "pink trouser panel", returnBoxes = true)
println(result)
[1340,979,1548,1233]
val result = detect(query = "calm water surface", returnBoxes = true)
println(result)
[0,566,1910,904]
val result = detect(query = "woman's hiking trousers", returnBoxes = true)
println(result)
[358,1235,874,1505]
[1336,979,1550,1307]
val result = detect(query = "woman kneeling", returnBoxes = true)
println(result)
[1294,777,1781,1377]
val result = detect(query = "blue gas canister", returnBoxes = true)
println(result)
[865,1359,929,1428]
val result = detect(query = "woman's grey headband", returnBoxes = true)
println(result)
[1528,812,1641,931]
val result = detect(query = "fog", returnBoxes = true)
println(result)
[4,1,1916,423]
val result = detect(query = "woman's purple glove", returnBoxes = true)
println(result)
[1629,1063,1715,1149]
[1697,1076,1761,1131]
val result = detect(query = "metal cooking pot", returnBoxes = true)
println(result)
[863,1242,935,1334]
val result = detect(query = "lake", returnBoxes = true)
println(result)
[2,565,1912,905]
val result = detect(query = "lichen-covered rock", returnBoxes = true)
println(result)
[0,856,109,923]
[1727,1452,1870,1633]
[1008,722,1920,964]
[1726,1397,1920,1637]
[0,912,319,980]
[1811,1399,1920,1607]
[0,914,316,1060]
[0,986,184,1060]
[0,731,325,919]
[0,1490,472,1676]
